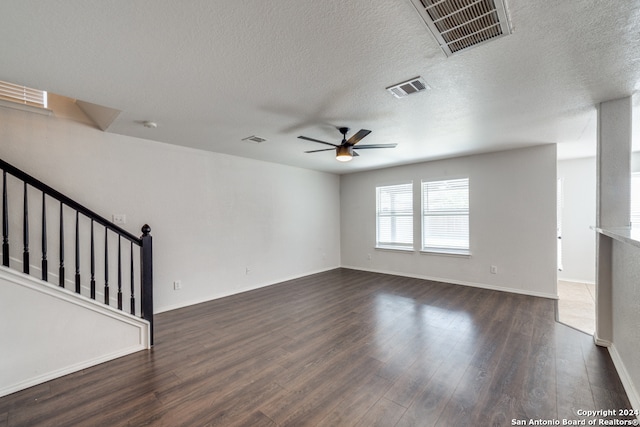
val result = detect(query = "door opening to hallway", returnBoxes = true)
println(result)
[557,281,595,335]
[556,176,595,335]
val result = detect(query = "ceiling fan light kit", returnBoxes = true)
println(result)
[336,145,353,162]
[299,126,397,162]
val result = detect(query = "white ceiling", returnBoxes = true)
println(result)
[1,0,640,174]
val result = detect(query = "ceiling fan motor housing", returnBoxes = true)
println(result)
[337,145,353,156]
[336,145,354,162]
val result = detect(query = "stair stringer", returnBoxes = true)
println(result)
[0,266,150,397]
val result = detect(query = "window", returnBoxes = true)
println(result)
[422,178,469,254]
[376,183,413,250]
[631,172,640,227]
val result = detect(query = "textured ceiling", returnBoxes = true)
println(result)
[1,0,640,174]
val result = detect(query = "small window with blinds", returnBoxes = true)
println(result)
[631,172,640,227]
[422,178,470,254]
[0,80,48,109]
[376,183,413,250]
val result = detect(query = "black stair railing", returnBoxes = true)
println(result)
[0,158,153,344]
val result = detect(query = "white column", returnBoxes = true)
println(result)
[595,96,631,346]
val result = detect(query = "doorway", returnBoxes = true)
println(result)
[557,281,595,335]
[555,173,596,335]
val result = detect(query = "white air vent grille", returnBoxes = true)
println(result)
[410,0,511,56]
[0,80,47,108]
[386,77,430,98]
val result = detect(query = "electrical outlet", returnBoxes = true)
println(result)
[367,254,372,261]
[245,267,250,275]
[173,280,182,290]
[112,214,127,224]
[490,265,498,274]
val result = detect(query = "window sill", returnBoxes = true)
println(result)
[420,249,471,258]
[375,246,414,253]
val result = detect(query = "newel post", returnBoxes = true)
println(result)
[140,224,154,345]
[2,170,9,267]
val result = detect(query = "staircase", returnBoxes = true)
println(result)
[0,158,153,397]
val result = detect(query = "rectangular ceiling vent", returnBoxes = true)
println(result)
[241,135,267,144]
[409,0,512,56]
[386,77,430,98]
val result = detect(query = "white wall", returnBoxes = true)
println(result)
[0,267,149,397]
[557,157,596,283]
[610,240,640,410]
[593,97,640,412]
[340,144,558,298]
[0,101,341,313]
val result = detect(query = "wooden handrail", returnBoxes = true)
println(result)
[0,158,140,243]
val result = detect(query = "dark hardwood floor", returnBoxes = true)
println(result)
[0,269,634,426]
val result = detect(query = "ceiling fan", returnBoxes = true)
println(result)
[298,127,397,162]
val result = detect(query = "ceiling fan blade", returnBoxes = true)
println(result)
[346,129,372,145]
[353,151,360,156]
[298,136,339,147]
[304,148,335,153]
[353,143,398,149]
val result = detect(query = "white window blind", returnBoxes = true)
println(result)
[422,178,469,254]
[0,80,47,108]
[631,172,640,227]
[376,183,413,249]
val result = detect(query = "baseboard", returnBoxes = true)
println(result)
[0,345,146,398]
[608,344,640,418]
[340,265,559,300]
[593,334,612,347]
[557,278,596,285]
[155,265,341,314]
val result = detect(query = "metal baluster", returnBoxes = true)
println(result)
[41,192,48,281]
[104,228,109,305]
[59,202,64,287]
[3,171,9,267]
[90,220,95,299]
[23,183,29,274]
[117,237,122,310]
[75,211,81,293]
[130,241,135,315]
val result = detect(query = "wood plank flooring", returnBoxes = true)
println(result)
[0,268,634,426]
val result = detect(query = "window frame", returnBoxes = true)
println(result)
[375,182,414,251]
[421,177,470,256]
[631,172,640,227]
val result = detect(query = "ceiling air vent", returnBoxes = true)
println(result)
[409,0,511,56]
[0,80,50,115]
[241,135,267,144]
[386,77,430,98]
